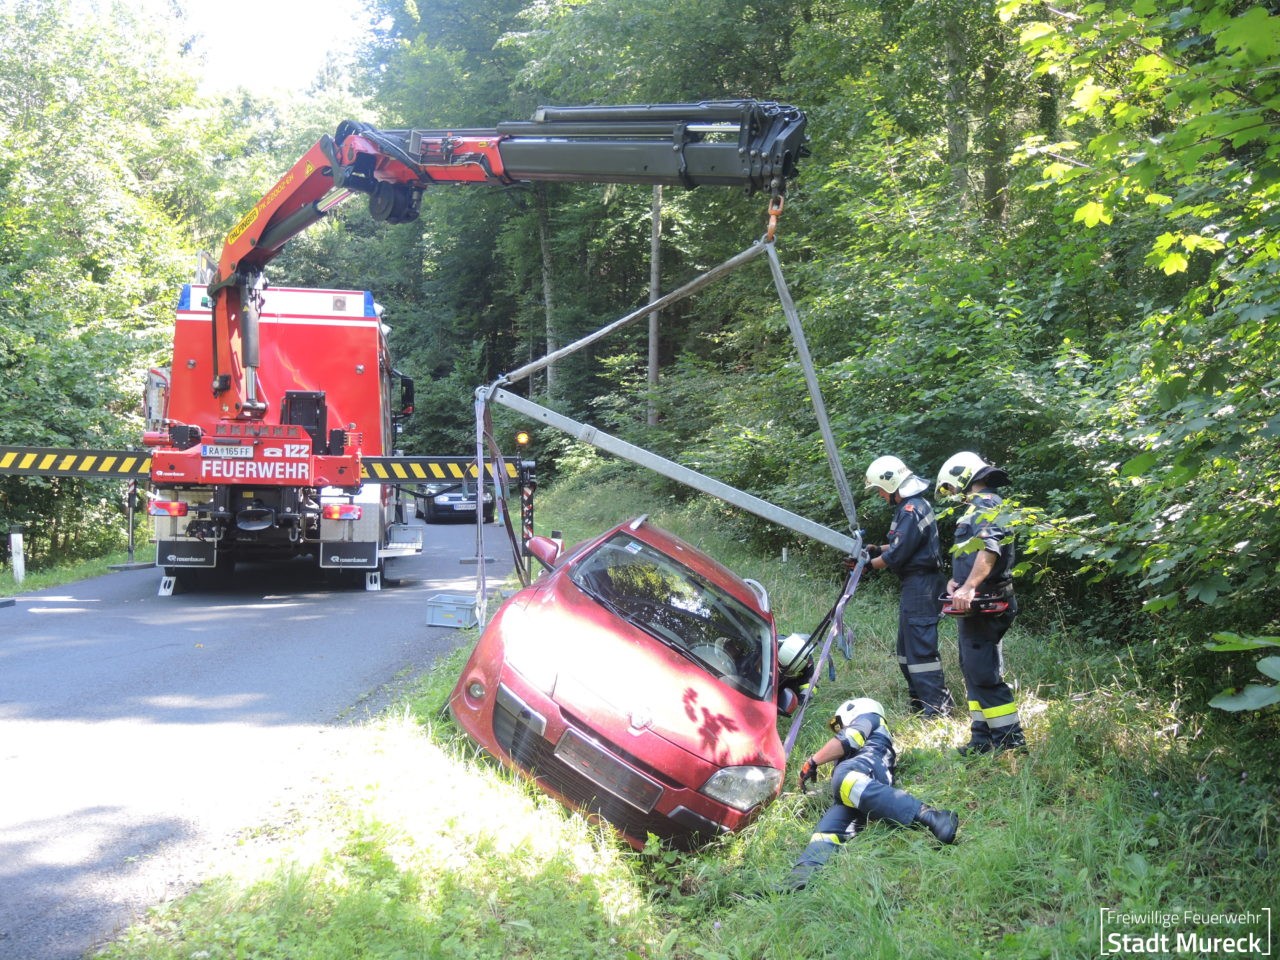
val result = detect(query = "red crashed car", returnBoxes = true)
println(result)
[450,517,792,849]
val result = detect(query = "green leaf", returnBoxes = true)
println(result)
[1214,7,1280,60]
[1257,657,1280,682]
[1120,451,1157,477]
[1158,252,1189,275]
[1074,201,1112,227]
[1142,592,1180,613]
[1206,632,1280,652]
[1209,684,1280,712]
[1187,575,1230,605]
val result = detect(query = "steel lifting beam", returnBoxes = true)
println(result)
[489,389,859,556]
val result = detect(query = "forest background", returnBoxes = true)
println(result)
[1,0,1278,714]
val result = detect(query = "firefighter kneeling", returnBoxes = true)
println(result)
[788,698,957,890]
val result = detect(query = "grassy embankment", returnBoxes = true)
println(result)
[97,467,1276,959]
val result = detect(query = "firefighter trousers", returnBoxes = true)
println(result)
[957,603,1024,749]
[897,570,953,716]
[791,740,923,885]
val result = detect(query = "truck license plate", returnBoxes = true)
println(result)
[201,444,253,458]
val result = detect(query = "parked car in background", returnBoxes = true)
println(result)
[449,516,791,850]
[415,479,495,523]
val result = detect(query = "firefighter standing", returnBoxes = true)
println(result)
[936,451,1026,755]
[788,697,958,890]
[864,456,954,717]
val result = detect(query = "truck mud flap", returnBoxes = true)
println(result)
[320,542,379,569]
[158,540,217,568]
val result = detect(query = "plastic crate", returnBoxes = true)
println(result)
[426,593,478,628]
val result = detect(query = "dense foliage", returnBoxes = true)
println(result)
[2,0,1278,709]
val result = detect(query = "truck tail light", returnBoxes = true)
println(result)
[148,501,189,517]
[322,504,363,521]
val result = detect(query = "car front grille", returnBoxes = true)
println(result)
[492,684,722,849]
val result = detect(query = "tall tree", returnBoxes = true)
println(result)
[0,0,204,563]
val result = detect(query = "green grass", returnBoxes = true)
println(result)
[94,470,1278,960]
[1,542,155,595]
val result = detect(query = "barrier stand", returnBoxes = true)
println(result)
[109,479,155,572]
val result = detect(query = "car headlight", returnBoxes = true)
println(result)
[433,494,451,504]
[700,765,782,812]
[499,606,557,696]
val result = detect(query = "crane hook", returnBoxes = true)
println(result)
[765,194,785,243]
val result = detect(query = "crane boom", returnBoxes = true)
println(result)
[207,100,806,419]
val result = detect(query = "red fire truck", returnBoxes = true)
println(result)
[145,284,418,592]
[140,101,806,592]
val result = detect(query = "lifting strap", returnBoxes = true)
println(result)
[783,558,866,759]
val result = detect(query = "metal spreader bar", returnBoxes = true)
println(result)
[491,389,859,556]
[765,243,860,539]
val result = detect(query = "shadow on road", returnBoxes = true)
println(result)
[0,806,192,960]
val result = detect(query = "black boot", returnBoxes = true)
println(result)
[915,805,958,844]
[784,839,839,891]
[992,728,1027,753]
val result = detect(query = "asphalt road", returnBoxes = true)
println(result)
[0,519,516,960]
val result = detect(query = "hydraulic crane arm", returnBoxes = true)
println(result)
[207,100,806,419]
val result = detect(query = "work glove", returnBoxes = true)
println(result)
[798,756,820,790]
[866,543,882,560]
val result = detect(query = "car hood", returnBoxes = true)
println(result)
[506,578,783,771]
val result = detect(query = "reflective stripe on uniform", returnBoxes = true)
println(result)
[839,769,872,808]
[810,832,844,846]
[969,700,985,722]
[984,701,1021,728]
[907,661,943,673]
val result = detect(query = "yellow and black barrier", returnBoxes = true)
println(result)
[1,446,517,483]
[361,457,518,482]
[0,446,152,479]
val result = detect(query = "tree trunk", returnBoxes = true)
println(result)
[980,57,1009,224]
[535,185,557,400]
[647,186,662,427]
[942,15,970,207]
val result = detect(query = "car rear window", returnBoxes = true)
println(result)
[569,532,773,699]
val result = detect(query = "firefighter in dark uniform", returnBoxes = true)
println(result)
[788,697,958,889]
[936,451,1026,755]
[864,456,954,717]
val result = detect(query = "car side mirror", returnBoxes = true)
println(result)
[777,687,799,717]
[526,535,563,570]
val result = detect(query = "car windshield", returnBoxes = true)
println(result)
[569,532,773,699]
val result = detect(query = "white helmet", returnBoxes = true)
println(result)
[936,451,1009,496]
[865,456,929,498]
[828,697,885,733]
[778,632,813,678]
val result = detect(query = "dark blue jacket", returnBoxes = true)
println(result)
[951,491,1015,592]
[880,493,943,576]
